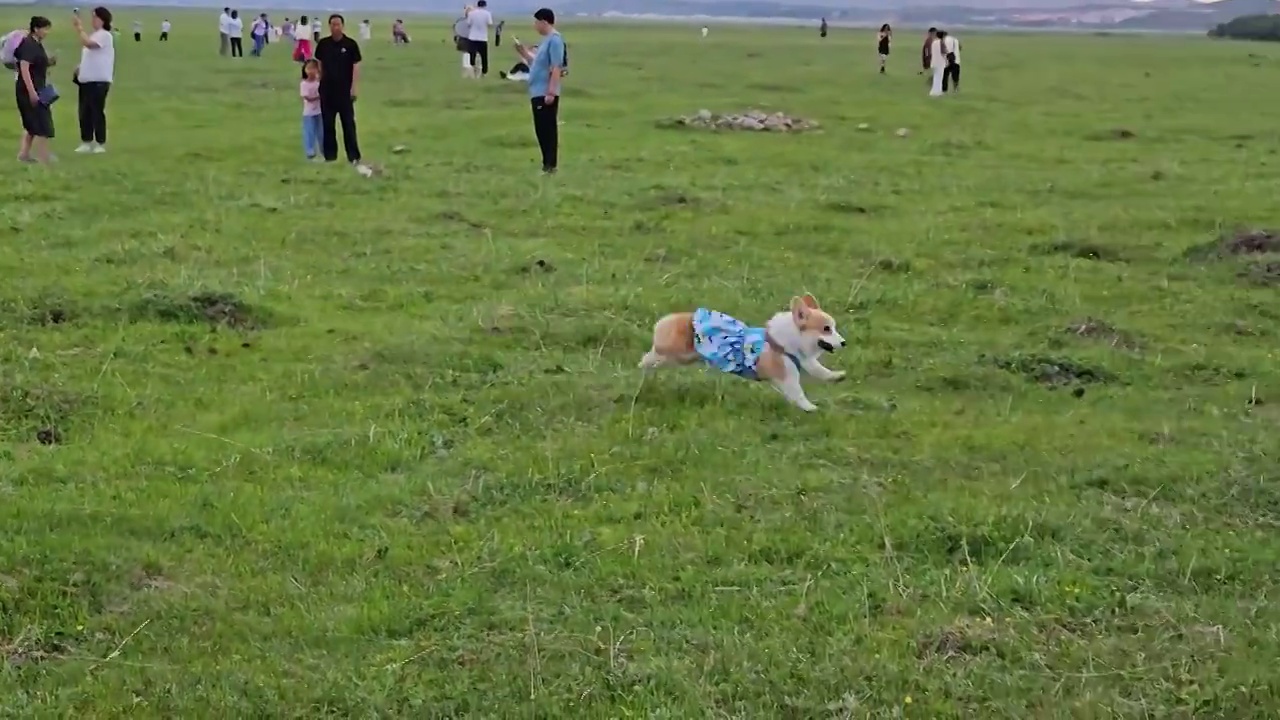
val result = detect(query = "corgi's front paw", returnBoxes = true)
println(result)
[798,401,818,412]
[829,371,846,382]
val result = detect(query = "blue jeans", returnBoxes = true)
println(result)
[302,114,322,158]
[251,34,265,56]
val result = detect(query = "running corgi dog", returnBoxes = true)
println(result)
[639,294,846,412]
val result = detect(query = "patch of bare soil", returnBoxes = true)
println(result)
[1,383,80,445]
[916,620,998,661]
[517,258,556,274]
[876,258,912,273]
[30,304,70,326]
[2,635,71,667]
[437,210,487,230]
[129,568,180,592]
[986,353,1115,388]
[1240,261,1280,286]
[129,290,266,330]
[1184,228,1280,261]
[1064,317,1140,351]
[657,109,820,132]
[1037,239,1125,262]
[1086,128,1136,141]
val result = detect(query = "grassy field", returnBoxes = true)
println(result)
[3,6,1280,716]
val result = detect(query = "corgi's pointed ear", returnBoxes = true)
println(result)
[790,296,809,321]
[801,293,820,309]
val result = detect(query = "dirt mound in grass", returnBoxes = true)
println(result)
[657,109,819,132]
[986,353,1114,388]
[1064,317,1139,351]
[1184,228,1280,261]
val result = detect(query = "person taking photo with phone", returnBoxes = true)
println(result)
[512,8,564,175]
[72,6,115,154]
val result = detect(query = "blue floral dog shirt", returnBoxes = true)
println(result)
[693,307,801,381]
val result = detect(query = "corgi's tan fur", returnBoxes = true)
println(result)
[639,293,847,412]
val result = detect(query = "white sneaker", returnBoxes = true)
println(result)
[92,144,107,154]
[74,143,93,153]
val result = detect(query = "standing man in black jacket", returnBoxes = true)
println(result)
[314,13,362,164]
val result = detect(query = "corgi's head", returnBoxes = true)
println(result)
[790,293,846,354]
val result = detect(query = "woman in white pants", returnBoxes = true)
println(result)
[454,11,471,77]
[928,30,945,97]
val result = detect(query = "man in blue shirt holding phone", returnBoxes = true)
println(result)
[512,8,564,175]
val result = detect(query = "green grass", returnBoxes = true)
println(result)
[4,8,1280,716]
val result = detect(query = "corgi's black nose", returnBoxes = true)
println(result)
[840,339,847,347]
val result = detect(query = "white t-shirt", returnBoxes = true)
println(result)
[78,28,115,83]
[943,35,960,63]
[218,12,229,34]
[465,8,492,42]
[161,21,171,32]
[359,22,371,39]
[228,17,243,38]
[311,20,320,33]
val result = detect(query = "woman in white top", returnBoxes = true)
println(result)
[72,6,116,153]
[227,9,243,57]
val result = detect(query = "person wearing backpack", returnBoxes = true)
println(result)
[71,7,115,154]
[13,16,57,163]
[513,8,565,175]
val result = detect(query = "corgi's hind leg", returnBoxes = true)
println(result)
[639,349,665,369]
[640,312,698,370]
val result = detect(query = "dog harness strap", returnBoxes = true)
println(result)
[765,332,804,374]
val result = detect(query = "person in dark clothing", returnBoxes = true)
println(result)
[921,27,935,78]
[819,17,828,38]
[495,19,504,47]
[314,13,362,164]
[15,16,56,163]
[938,30,960,92]
[877,23,891,74]
[228,10,243,57]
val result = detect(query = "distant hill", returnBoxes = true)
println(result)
[554,0,1280,32]
[24,0,1280,32]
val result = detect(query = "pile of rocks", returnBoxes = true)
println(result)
[660,109,820,132]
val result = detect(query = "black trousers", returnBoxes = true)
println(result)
[494,33,501,47]
[530,96,559,170]
[77,81,110,144]
[160,32,168,41]
[230,37,243,56]
[944,62,961,91]
[320,94,361,163]
[468,39,489,75]
[133,32,141,42]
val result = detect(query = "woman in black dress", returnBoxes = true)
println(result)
[877,24,891,74]
[15,15,56,163]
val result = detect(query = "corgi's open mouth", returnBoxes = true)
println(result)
[818,340,835,352]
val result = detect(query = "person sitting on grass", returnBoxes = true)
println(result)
[499,43,534,81]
